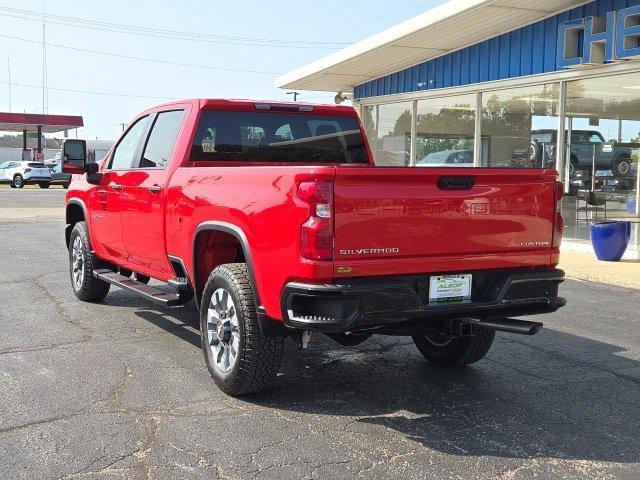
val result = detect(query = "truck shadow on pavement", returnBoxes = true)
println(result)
[257,330,640,464]
[116,294,640,464]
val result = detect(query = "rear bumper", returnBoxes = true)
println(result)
[281,268,565,333]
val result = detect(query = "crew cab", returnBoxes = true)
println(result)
[63,99,565,396]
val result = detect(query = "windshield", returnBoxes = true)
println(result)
[418,152,450,164]
[532,132,554,143]
[191,111,369,164]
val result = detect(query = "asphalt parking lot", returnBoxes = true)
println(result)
[1,188,639,480]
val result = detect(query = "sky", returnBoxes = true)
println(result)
[0,0,442,140]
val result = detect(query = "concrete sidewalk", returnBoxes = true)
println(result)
[560,250,640,290]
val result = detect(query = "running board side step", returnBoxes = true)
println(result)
[93,269,190,307]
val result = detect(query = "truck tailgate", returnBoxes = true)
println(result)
[333,167,558,277]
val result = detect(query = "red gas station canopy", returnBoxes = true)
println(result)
[0,112,84,133]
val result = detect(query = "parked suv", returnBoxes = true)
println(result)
[531,129,633,178]
[0,161,51,188]
[63,99,565,396]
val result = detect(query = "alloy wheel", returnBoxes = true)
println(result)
[71,236,84,290]
[206,288,241,374]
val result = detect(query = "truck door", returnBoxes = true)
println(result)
[120,109,186,275]
[88,116,150,263]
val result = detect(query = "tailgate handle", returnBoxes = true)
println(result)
[437,176,476,190]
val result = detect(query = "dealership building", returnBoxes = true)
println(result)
[278,0,640,256]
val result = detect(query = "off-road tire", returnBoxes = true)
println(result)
[413,325,495,367]
[569,156,579,177]
[38,182,50,189]
[612,154,632,179]
[200,263,283,396]
[529,140,542,163]
[12,174,24,188]
[69,221,110,302]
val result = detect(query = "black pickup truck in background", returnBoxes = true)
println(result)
[530,129,634,179]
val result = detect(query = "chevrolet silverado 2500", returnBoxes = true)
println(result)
[63,99,566,396]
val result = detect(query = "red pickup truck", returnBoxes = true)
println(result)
[63,99,565,396]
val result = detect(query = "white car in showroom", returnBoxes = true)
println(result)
[0,160,52,188]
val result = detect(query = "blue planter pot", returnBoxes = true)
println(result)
[590,221,631,262]
[628,198,637,214]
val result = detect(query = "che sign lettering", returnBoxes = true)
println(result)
[557,5,640,68]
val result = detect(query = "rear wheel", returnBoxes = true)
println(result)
[569,156,579,177]
[69,222,110,302]
[413,323,495,367]
[38,182,50,189]
[12,174,24,188]
[529,140,542,164]
[200,263,283,396]
[612,154,631,179]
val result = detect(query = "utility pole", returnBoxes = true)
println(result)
[7,55,11,113]
[42,0,48,114]
[287,91,300,102]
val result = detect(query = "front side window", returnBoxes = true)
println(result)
[191,111,368,164]
[109,116,149,170]
[139,110,186,169]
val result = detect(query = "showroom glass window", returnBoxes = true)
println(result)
[415,94,476,167]
[362,102,412,166]
[565,72,640,220]
[481,83,560,168]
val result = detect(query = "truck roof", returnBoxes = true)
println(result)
[140,98,357,116]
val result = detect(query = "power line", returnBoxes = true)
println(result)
[0,5,352,49]
[1,79,334,103]
[0,79,178,100]
[0,32,284,75]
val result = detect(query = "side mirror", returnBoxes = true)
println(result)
[61,139,87,174]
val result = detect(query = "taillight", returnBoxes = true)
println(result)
[553,181,564,248]
[298,180,333,261]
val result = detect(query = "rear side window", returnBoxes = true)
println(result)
[191,111,369,164]
[139,110,186,169]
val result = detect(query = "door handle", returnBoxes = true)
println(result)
[148,184,163,194]
[111,183,122,191]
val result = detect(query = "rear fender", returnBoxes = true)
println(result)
[193,221,258,306]
[193,221,288,336]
